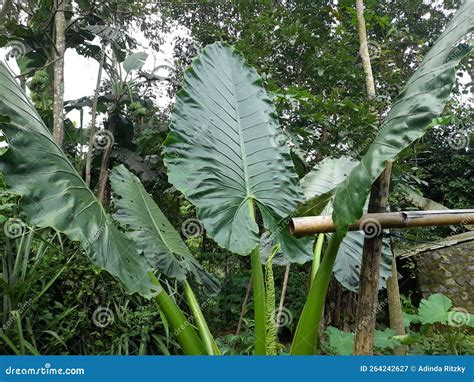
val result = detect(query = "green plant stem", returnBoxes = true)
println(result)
[251,246,266,355]
[150,274,206,355]
[291,233,343,355]
[183,280,220,355]
[311,233,325,285]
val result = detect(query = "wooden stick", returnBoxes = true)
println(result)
[290,209,474,236]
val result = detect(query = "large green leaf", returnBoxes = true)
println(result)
[298,157,392,292]
[332,1,474,235]
[0,64,156,298]
[164,42,309,261]
[110,164,219,293]
[299,156,358,216]
[334,230,392,293]
[418,293,452,324]
[123,52,148,73]
[325,326,354,355]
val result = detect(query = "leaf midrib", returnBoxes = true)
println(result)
[225,51,254,218]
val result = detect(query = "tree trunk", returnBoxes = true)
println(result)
[354,162,393,354]
[0,0,13,26]
[52,0,67,147]
[387,246,406,355]
[276,264,290,331]
[355,0,375,98]
[85,46,106,186]
[95,113,115,205]
[353,0,393,355]
[236,276,252,336]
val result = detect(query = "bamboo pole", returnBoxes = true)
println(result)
[290,209,474,236]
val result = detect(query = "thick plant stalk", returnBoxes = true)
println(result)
[291,234,343,355]
[236,275,252,335]
[276,265,290,331]
[354,162,393,354]
[310,233,324,284]
[52,0,67,147]
[249,199,266,355]
[85,46,106,186]
[150,274,206,355]
[183,280,220,355]
[386,252,406,355]
[250,246,266,355]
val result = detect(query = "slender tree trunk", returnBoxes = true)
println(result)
[0,0,13,26]
[354,162,393,354]
[52,0,67,147]
[387,243,406,355]
[85,47,106,186]
[276,264,290,330]
[353,0,394,355]
[355,0,375,98]
[236,276,252,336]
[96,113,115,205]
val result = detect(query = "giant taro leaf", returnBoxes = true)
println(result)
[333,1,474,236]
[164,42,310,261]
[0,64,157,298]
[110,165,219,293]
[299,157,392,292]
